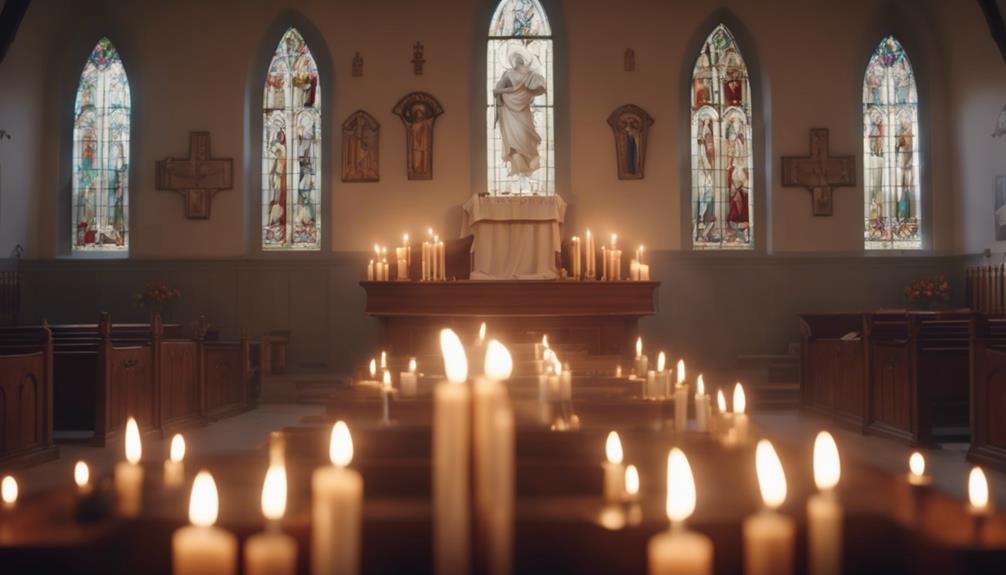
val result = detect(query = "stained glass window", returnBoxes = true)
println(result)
[487,0,554,196]
[262,27,321,251]
[72,38,130,252]
[689,24,753,250]
[863,36,920,250]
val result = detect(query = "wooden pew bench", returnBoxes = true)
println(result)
[0,326,57,467]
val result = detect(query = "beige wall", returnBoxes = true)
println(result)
[0,0,1001,258]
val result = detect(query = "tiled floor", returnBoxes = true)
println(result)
[6,405,1005,509]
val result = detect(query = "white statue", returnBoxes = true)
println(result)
[494,46,546,188]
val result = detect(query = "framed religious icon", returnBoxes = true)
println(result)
[607,104,654,180]
[341,110,380,182]
[393,92,443,180]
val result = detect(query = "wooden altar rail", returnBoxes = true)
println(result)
[967,264,1006,314]
[0,314,260,450]
[0,326,56,467]
[800,312,971,445]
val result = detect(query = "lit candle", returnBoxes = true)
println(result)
[434,329,471,575]
[380,350,387,370]
[115,417,144,517]
[381,370,393,424]
[647,448,713,575]
[364,358,377,384]
[630,259,641,281]
[808,431,842,575]
[615,364,623,378]
[602,431,625,504]
[586,229,596,279]
[475,340,514,575]
[640,263,651,281]
[624,464,640,504]
[716,388,733,440]
[694,376,711,432]
[534,334,548,361]
[74,461,91,495]
[652,351,668,399]
[634,337,648,379]
[401,357,419,397]
[744,440,795,575]
[422,240,431,281]
[367,260,374,281]
[732,383,749,444]
[1,475,17,511]
[172,471,237,575]
[312,421,362,575]
[165,434,186,489]
[638,245,645,266]
[907,451,930,486]
[244,464,297,575]
[969,466,990,516]
[560,363,573,401]
[674,360,689,433]
[478,322,487,345]
[601,246,608,280]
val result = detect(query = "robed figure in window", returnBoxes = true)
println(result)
[494,47,546,185]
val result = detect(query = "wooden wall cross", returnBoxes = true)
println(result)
[781,128,855,217]
[155,132,233,220]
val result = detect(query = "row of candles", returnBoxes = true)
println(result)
[568,231,651,281]
[366,230,447,282]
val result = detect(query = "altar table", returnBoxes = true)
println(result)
[461,194,566,280]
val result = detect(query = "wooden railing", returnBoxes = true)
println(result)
[966,264,1006,314]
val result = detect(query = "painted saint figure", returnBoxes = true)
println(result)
[268,128,288,242]
[409,104,433,176]
[695,115,717,242]
[494,47,546,189]
[895,116,914,221]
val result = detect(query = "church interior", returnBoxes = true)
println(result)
[1,0,1005,573]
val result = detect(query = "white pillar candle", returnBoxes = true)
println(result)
[381,370,392,424]
[744,440,795,575]
[438,241,446,280]
[634,337,647,379]
[586,230,595,279]
[312,422,363,575]
[164,434,186,490]
[115,417,144,518]
[434,329,472,575]
[397,258,407,280]
[173,471,237,575]
[640,264,651,281]
[602,431,625,504]
[475,340,514,575]
[656,352,667,398]
[245,464,297,575]
[560,364,573,401]
[733,383,749,444]
[645,370,659,400]
[674,382,690,433]
[601,246,608,281]
[808,432,842,575]
[547,357,562,399]
[694,376,711,432]
[367,260,374,281]
[630,259,640,281]
[400,358,419,397]
[422,241,430,281]
[647,448,713,575]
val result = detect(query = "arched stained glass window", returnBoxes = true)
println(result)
[689,24,753,250]
[72,37,130,252]
[487,0,554,196]
[863,36,920,250]
[262,27,321,251]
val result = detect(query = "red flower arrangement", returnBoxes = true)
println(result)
[136,281,181,313]
[904,275,951,309]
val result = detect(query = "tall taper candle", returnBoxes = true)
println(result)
[743,440,795,575]
[115,417,144,517]
[647,448,713,575]
[173,471,237,575]
[808,431,842,575]
[311,421,362,575]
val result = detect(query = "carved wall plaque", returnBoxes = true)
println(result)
[393,92,443,180]
[781,128,855,217]
[342,110,380,182]
[155,132,233,219]
[607,104,654,180]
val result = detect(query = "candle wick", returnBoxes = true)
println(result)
[670,520,685,534]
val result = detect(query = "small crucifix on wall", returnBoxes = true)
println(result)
[412,42,425,75]
[155,132,233,219]
[781,128,855,217]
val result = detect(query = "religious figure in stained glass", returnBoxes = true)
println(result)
[262,27,321,251]
[862,36,920,249]
[689,24,753,249]
[72,37,130,251]
[487,0,554,195]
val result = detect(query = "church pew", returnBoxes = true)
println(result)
[95,313,160,445]
[799,313,868,429]
[865,312,971,445]
[200,336,254,420]
[968,315,1006,471]
[0,326,57,467]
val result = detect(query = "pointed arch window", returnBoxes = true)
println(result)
[72,37,131,252]
[487,0,554,196]
[689,24,753,250]
[262,27,321,251]
[863,36,920,250]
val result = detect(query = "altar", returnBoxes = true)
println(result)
[461,194,566,280]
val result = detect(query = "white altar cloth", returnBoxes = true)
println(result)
[460,194,566,280]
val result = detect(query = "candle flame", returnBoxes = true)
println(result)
[813,431,841,491]
[440,328,468,384]
[74,461,90,488]
[697,374,705,395]
[478,322,487,342]
[382,370,392,388]
[676,360,685,384]
[969,466,989,512]
[403,233,409,243]
[408,357,417,373]
[330,421,354,467]
[733,383,746,415]
[909,451,925,478]
[427,227,434,237]
[261,463,288,521]
[605,431,623,465]
[125,417,142,464]
[170,434,186,463]
[369,359,376,378]
[635,337,642,358]
[374,243,380,256]
[1,475,17,506]
[717,388,727,412]
[755,439,787,509]
[188,471,219,527]
[542,334,549,349]
[485,339,513,381]
[551,357,562,376]
[666,448,696,523]
[656,351,666,372]
[380,351,387,369]
[625,465,640,496]
[611,233,617,248]
[586,229,592,238]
